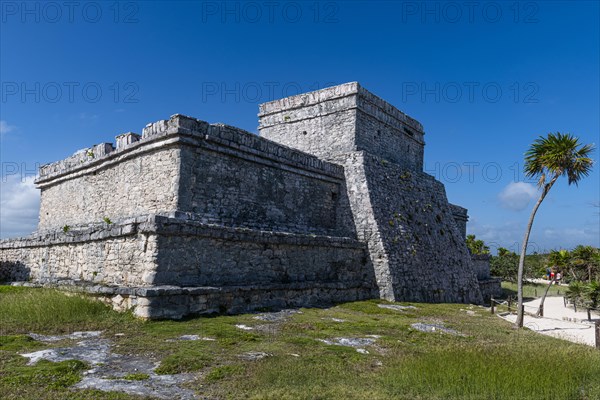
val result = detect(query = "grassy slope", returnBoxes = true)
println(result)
[1,286,599,400]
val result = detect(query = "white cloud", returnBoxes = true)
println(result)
[468,217,600,255]
[468,219,527,254]
[0,120,16,137]
[498,182,538,211]
[0,175,40,238]
[543,227,600,249]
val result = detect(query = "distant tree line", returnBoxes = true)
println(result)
[467,234,600,317]
[485,244,600,284]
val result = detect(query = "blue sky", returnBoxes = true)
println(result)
[1,1,598,253]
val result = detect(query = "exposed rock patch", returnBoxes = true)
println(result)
[410,322,463,336]
[377,304,417,312]
[20,331,198,399]
[317,336,381,354]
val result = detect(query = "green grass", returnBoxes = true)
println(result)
[0,286,136,334]
[1,285,600,400]
[500,280,564,300]
[122,373,150,381]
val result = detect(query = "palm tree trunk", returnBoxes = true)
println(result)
[516,176,558,328]
[569,268,578,280]
[536,275,556,316]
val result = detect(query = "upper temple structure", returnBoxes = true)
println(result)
[0,82,500,319]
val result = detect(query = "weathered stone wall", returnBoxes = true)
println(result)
[0,215,374,291]
[0,218,158,286]
[337,152,482,303]
[258,83,359,158]
[259,83,483,304]
[176,125,353,236]
[36,114,353,237]
[1,214,377,319]
[354,109,424,171]
[150,216,374,288]
[472,254,491,280]
[37,143,181,232]
[259,82,425,171]
[449,204,468,239]
[471,254,502,303]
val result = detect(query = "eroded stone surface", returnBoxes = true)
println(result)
[317,336,379,354]
[21,331,198,399]
[74,374,197,400]
[410,322,463,336]
[28,331,103,342]
[235,324,254,331]
[377,304,417,312]
[238,351,272,361]
[22,339,111,366]
[253,309,300,322]
[166,334,200,342]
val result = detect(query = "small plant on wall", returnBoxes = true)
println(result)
[103,217,113,225]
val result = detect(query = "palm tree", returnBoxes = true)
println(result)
[583,281,600,321]
[571,245,599,282]
[566,281,586,313]
[515,133,595,328]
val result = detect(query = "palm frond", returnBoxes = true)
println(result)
[524,132,595,187]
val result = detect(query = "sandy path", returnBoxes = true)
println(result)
[499,296,599,347]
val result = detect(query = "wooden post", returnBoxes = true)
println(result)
[564,297,567,307]
[491,297,495,314]
[535,289,538,297]
[539,303,544,317]
[596,320,600,350]
[508,296,513,311]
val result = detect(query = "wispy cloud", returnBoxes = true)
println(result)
[498,182,538,211]
[468,217,600,255]
[78,112,99,121]
[543,227,600,249]
[0,120,16,137]
[468,218,527,254]
[0,175,40,239]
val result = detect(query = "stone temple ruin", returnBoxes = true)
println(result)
[0,82,500,319]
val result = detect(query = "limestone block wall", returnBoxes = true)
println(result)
[259,83,482,304]
[449,204,468,239]
[175,123,354,236]
[35,114,355,237]
[149,216,375,289]
[0,111,374,319]
[258,83,358,157]
[37,142,180,232]
[0,214,378,318]
[259,82,425,171]
[354,108,424,171]
[0,218,158,286]
[337,152,482,304]
[472,254,492,280]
